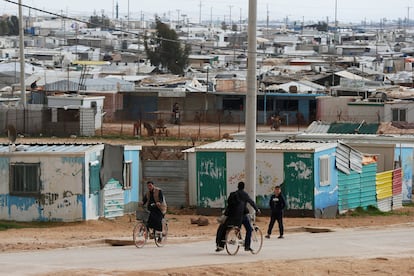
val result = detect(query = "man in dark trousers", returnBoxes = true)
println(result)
[215,186,244,251]
[215,181,259,252]
[265,185,286,239]
[141,181,164,232]
[237,181,260,251]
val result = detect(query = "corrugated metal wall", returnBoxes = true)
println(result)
[142,160,188,207]
[376,170,393,212]
[360,163,377,208]
[338,163,377,213]
[392,168,403,210]
[103,180,124,218]
[338,170,361,212]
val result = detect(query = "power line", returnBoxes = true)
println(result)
[3,0,260,57]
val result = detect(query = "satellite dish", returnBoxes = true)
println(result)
[7,125,17,144]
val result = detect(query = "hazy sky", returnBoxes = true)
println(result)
[2,0,413,23]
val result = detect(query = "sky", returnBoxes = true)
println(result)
[1,0,414,24]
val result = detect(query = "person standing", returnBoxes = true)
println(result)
[172,102,180,124]
[265,185,286,239]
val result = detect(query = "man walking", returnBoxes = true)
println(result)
[265,185,286,239]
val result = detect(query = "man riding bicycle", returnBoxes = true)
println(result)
[215,181,260,252]
[140,181,165,233]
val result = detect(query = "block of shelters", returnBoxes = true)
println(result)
[185,139,339,218]
[185,138,406,218]
[0,143,141,222]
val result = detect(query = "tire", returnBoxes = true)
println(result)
[250,226,263,254]
[155,220,168,247]
[133,223,147,248]
[225,227,240,255]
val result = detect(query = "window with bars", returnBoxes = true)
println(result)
[319,156,330,186]
[10,163,41,196]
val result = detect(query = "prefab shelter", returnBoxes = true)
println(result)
[0,143,141,222]
[185,139,338,218]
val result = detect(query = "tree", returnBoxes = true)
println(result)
[8,16,19,35]
[88,15,113,31]
[0,21,9,36]
[144,17,190,75]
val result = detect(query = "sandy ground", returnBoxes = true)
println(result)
[1,206,414,275]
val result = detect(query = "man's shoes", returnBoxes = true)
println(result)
[244,248,253,252]
[278,235,284,239]
[265,235,270,239]
[215,246,224,252]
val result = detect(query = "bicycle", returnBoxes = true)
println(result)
[133,206,168,248]
[224,213,263,255]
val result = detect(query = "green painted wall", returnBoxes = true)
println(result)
[196,152,227,208]
[284,152,314,210]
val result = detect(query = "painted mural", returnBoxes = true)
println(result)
[394,147,413,203]
[226,152,284,209]
[196,152,227,208]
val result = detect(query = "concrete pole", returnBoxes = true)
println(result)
[19,0,26,107]
[245,0,257,201]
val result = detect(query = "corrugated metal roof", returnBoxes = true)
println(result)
[0,143,101,154]
[193,139,336,152]
[328,122,379,134]
[305,121,331,133]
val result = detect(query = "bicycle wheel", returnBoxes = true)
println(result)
[155,220,168,247]
[133,223,147,248]
[250,226,263,254]
[225,227,241,255]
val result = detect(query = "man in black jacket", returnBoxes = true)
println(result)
[236,181,260,251]
[215,181,259,252]
[265,185,286,239]
[215,188,243,251]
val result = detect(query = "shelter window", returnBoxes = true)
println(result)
[319,156,330,186]
[223,96,243,110]
[257,97,273,111]
[10,163,41,196]
[89,161,100,194]
[392,108,406,122]
[123,161,132,190]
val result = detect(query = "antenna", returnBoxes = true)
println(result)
[7,125,17,144]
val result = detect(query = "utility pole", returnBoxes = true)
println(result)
[335,0,338,30]
[246,0,257,204]
[18,0,26,107]
[199,1,202,25]
[210,6,213,27]
[176,9,180,26]
[229,5,233,28]
[127,0,130,33]
[334,0,338,45]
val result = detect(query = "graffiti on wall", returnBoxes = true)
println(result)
[226,152,284,209]
[197,152,227,208]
